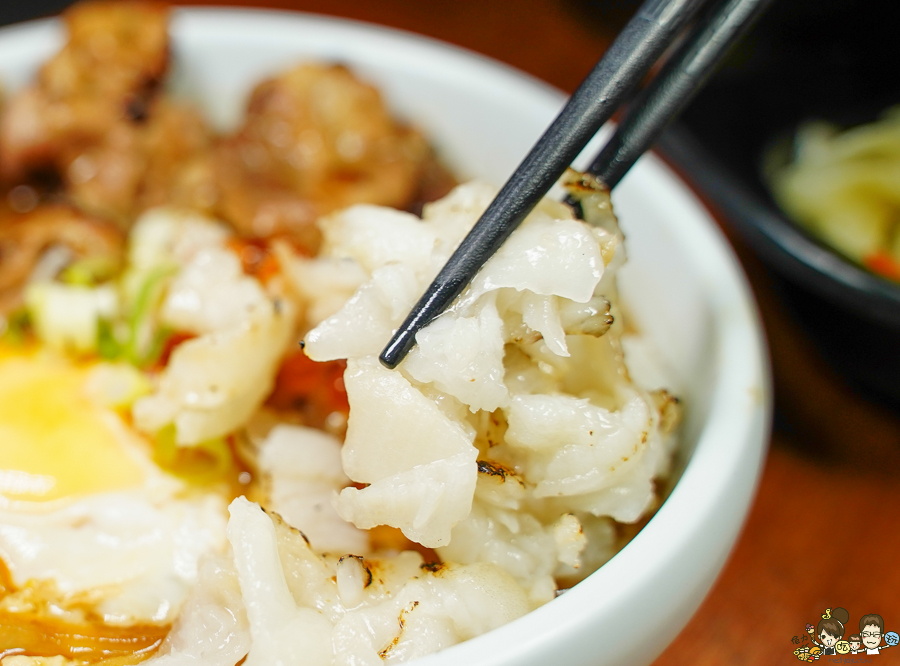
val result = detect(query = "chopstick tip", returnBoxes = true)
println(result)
[379,328,415,369]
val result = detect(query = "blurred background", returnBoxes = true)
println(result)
[3,1,899,664]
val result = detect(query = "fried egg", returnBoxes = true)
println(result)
[0,344,228,625]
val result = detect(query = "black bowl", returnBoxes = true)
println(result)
[656,0,900,409]
[0,0,75,27]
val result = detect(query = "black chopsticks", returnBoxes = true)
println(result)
[379,0,772,370]
[588,0,773,189]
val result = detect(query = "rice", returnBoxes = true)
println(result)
[141,174,679,665]
[0,4,678,660]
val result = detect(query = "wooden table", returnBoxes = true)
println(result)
[173,1,900,662]
[13,1,900,662]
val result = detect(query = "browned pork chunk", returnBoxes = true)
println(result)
[0,4,453,245]
[0,1,170,183]
[0,2,223,227]
[214,63,439,254]
[0,205,124,315]
[67,100,218,223]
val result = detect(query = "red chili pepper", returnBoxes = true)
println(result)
[863,251,900,282]
[153,331,196,369]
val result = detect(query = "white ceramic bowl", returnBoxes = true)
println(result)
[0,9,771,666]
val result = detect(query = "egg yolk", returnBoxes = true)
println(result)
[0,347,144,503]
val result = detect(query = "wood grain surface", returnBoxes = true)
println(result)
[165,1,900,663]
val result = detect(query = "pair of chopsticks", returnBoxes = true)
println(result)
[380,0,772,369]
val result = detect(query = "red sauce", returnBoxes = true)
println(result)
[226,237,283,284]
[266,350,349,434]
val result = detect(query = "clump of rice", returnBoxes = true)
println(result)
[144,175,680,665]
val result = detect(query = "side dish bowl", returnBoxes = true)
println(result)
[657,0,900,408]
[660,124,900,410]
[0,9,771,666]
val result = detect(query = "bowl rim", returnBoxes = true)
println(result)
[0,8,773,665]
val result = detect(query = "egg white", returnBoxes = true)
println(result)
[0,350,229,625]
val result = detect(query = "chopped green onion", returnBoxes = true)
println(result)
[0,309,31,346]
[25,282,118,354]
[124,264,176,367]
[153,424,233,484]
[84,362,152,409]
[60,256,119,287]
[97,319,124,360]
